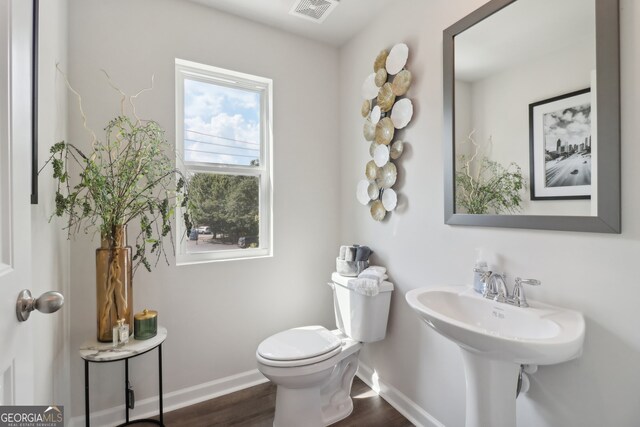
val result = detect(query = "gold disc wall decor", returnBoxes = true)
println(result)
[357,43,413,221]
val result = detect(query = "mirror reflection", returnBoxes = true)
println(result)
[453,0,596,216]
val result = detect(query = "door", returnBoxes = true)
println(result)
[0,0,35,405]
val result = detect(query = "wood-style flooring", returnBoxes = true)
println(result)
[144,377,413,427]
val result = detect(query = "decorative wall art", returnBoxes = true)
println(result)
[357,43,413,221]
[529,88,592,200]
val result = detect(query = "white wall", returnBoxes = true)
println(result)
[66,0,340,419]
[31,0,70,408]
[339,0,640,426]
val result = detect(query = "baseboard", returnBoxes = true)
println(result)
[356,362,445,427]
[69,369,268,427]
[69,362,440,427]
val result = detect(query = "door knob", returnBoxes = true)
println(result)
[16,289,64,322]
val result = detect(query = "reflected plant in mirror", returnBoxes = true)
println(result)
[456,132,526,215]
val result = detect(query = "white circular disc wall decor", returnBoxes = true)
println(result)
[357,180,371,205]
[391,98,413,129]
[361,73,379,100]
[371,105,381,124]
[373,144,390,167]
[382,188,398,211]
[386,43,409,75]
[359,42,413,221]
[369,141,380,157]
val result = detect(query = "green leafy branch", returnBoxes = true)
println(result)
[456,132,526,215]
[42,115,192,274]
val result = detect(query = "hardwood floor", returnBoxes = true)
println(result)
[146,377,413,426]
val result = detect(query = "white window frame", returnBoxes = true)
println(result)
[175,59,273,264]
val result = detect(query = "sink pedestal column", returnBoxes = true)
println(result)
[460,349,520,427]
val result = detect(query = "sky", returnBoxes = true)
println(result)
[183,79,261,166]
[543,103,591,152]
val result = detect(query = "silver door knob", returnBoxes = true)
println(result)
[16,289,64,322]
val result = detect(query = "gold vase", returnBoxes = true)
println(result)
[96,225,133,342]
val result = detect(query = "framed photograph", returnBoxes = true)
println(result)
[529,88,592,200]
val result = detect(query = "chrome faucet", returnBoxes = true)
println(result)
[483,272,508,302]
[480,271,494,298]
[509,278,541,308]
[481,273,541,307]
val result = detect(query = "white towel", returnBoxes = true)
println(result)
[367,266,387,274]
[347,278,380,296]
[358,266,387,283]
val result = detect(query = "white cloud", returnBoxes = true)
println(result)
[224,89,259,111]
[185,113,259,165]
[185,87,224,121]
[183,79,261,165]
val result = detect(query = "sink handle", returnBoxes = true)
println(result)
[517,278,541,287]
[510,278,541,308]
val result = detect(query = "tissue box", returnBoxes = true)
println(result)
[336,258,369,277]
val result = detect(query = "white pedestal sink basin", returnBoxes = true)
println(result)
[406,286,584,427]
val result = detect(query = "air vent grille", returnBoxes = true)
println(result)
[289,0,339,23]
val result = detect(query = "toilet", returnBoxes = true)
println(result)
[256,272,393,427]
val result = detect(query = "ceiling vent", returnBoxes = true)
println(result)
[289,0,339,23]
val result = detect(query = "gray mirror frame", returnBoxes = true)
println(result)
[443,0,620,233]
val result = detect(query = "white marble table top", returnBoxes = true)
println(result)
[79,327,167,362]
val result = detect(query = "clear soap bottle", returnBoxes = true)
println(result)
[473,248,488,293]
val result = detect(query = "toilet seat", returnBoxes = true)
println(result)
[257,326,343,368]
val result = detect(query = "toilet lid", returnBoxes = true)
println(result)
[257,326,341,361]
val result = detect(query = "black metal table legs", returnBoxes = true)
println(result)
[84,344,164,426]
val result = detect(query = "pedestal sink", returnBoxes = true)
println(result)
[406,286,584,427]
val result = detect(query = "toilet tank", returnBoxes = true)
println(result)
[329,272,393,343]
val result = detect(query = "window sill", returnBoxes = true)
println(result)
[176,248,272,266]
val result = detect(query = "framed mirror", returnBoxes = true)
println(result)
[443,0,620,233]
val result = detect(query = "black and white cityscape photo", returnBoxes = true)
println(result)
[543,103,592,188]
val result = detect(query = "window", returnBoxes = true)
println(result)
[175,59,272,264]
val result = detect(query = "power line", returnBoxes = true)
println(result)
[184,147,260,160]
[184,138,259,152]
[185,128,260,146]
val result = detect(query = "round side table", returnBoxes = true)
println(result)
[79,327,167,426]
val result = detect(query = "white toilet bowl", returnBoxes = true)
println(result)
[256,327,362,427]
[256,273,393,427]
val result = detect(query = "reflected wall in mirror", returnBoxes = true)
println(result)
[444,0,620,233]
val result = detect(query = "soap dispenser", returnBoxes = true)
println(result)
[473,248,489,294]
